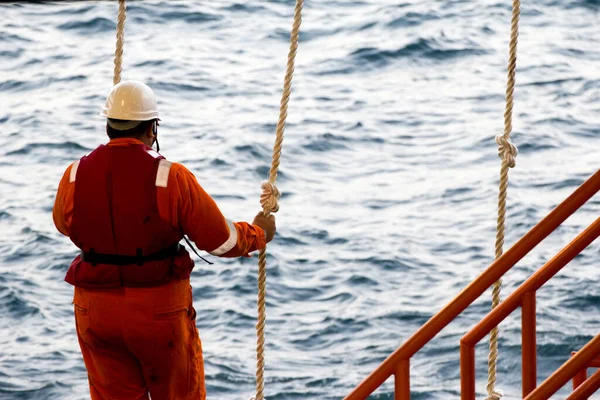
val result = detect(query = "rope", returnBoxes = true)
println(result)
[487,0,521,398]
[250,2,303,400]
[113,0,126,85]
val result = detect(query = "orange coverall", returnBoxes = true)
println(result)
[53,138,266,399]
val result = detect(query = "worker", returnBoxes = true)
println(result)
[52,80,276,400]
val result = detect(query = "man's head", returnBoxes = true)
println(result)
[101,80,160,149]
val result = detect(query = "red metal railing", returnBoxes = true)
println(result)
[524,335,600,399]
[568,368,600,400]
[572,353,600,399]
[344,169,600,400]
[568,352,600,400]
[460,217,600,398]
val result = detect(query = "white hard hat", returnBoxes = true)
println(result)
[101,80,159,121]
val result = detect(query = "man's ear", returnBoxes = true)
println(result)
[146,122,155,139]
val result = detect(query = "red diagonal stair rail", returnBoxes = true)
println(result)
[567,366,600,400]
[460,216,600,398]
[571,352,600,399]
[344,169,600,400]
[525,334,600,399]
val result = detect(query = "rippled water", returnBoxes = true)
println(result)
[1,1,599,399]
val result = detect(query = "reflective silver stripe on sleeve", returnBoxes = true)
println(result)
[209,220,238,256]
[155,160,172,188]
[69,160,80,183]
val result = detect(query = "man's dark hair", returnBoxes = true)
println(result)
[106,118,154,139]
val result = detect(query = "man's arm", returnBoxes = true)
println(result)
[157,162,270,257]
[53,162,77,236]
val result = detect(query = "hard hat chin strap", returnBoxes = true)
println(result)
[153,120,160,153]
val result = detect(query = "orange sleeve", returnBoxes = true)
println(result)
[52,163,76,236]
[157,162,266,258]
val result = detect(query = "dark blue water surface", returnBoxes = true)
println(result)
[0,1,599,399]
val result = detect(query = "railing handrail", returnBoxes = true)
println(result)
[525,333,600,400]
[345,169,600,400]
[462,216,600,346]
[572,352,600,368]
[460,217,600,399]
[567,364,600,400]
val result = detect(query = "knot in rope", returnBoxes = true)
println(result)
[260,181,280,214]
[495,134,518,168]
[486,389,504,400]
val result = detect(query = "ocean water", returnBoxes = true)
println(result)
[0,0,599,399]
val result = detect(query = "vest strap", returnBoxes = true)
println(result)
[81,243,180,266]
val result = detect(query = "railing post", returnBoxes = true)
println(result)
[522,292,537,397]
[394,359,410,400]
[572,368,589,400]
[574,369,588,388]
[567,367,600,400]
[572,350,592,400]
[525,333,600,400]
[460,343,476,400]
